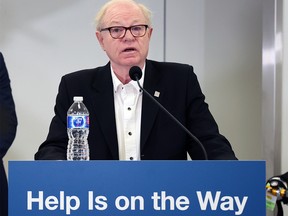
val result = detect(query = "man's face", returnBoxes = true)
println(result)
[96,3,153,69]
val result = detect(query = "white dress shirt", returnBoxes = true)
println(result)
[111,65,145,160]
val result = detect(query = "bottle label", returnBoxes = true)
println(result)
[67,115,89,129]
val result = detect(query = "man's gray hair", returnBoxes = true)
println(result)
[94,0,152,31]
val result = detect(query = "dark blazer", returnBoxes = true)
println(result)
[0,52,17,216]
[35,60,237,160]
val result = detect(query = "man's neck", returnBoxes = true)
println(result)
[111,63,144,84]
[114,70,131,84]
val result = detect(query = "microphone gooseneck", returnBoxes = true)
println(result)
[129,66,208,160]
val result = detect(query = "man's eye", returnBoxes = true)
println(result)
[111,28,123,33]
[132,26,141,31]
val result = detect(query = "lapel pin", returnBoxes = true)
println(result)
[154,91,160,97]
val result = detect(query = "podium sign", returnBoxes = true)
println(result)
[9,161,265,215]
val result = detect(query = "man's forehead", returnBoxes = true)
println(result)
[104,3,143,18]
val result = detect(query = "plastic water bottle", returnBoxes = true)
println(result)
[67,96,90,160]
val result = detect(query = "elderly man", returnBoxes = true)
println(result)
[35,0,237,160]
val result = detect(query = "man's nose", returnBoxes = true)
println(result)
[123,29,135,40]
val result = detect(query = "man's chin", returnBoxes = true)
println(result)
[122,60,142,67]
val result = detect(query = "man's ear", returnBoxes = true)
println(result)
[96,31,105,51]
[148,27,153,39]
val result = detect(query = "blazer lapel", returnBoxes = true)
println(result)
[90,63,119,159]
[88,61,164,157]
[141,60,163,150]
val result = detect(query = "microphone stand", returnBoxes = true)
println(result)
[134,76,208,160]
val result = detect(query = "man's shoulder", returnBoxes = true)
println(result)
[0,52,6,73]
[147,59,193,71]
[62,63,109,80]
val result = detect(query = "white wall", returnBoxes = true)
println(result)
[166,0,263,160]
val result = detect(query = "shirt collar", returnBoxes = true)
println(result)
[111,64,145,93]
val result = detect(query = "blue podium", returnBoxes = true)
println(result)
[9,161,265,215]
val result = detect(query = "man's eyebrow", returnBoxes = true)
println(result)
[108,19,144,26]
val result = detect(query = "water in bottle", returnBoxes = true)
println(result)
[67,96,90,160]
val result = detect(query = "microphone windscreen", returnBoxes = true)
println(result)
[129,66,143,81]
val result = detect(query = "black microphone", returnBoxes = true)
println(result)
[129,66,208,160]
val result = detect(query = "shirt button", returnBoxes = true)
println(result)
[128,132,132,136]
[130,157,134,160]
[128,107,131,111]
